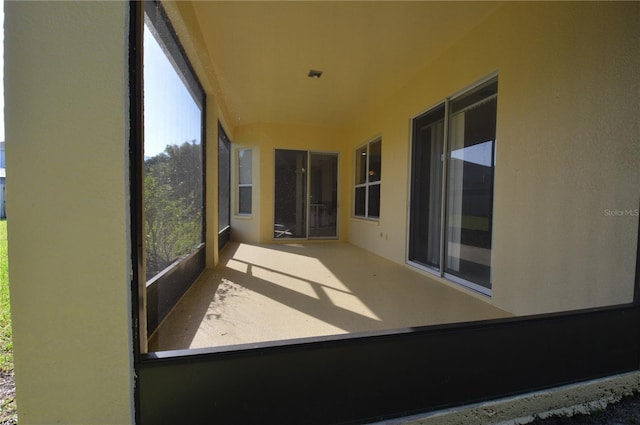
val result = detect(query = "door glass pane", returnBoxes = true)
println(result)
[143,23,204,282]
[309,153,338,238]
[274,149,307,238]
[446,80,497,288]
[409,104,445,269]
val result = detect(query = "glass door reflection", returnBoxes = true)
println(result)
[445,81,497,289]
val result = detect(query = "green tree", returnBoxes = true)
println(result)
[144,141,203,280]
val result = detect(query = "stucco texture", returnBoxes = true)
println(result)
[344,2,639,315]
[5,2,134,424]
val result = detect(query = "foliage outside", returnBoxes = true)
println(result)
[145,141,203,281]
[0,219,17,424]
[0,221,11,372]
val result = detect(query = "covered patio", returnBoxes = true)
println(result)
[149,242,510,351]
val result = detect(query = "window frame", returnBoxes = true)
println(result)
[353,137,382,220]
[135,0,207,348]
[237,148,253,216]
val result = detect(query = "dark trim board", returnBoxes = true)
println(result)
[128,2,143,424]
[138,304,640,425]
[146,245,206,335]
[634,210,640,304]
[218,227,230,251]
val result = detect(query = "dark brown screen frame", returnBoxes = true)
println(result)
[131,0,207,343]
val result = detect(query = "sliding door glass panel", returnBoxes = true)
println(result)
[218,124,230,248]
[143,22,204,282]
[274,149,308,238]
[445,80,497,289]
[309,153,338,238]
[409,104,445,269]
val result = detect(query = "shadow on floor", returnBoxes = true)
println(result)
[149,241,511,351]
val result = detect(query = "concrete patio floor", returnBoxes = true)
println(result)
[149,242,511,352]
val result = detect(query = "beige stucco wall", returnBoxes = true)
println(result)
[346,2,639,315]
[5,2,134,424]
[491,2,639,315]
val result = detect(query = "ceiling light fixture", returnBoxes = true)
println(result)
[308,69,323,79]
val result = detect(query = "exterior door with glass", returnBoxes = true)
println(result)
[274,150,338,239]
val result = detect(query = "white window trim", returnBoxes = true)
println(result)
[354,138,381,220]
[237,148,253,216]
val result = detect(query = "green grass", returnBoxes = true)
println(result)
[460,215,490,232]
[0,219,16,425]
[0,220,12,372]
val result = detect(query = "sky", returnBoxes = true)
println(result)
[143,24,201,158]
[451,140,494,167]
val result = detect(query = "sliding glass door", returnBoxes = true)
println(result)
[409,105,445,270]
[409,77,497,294]
[309,153,338,238]
[446,86,497,288]
[274,150,308,238]
[274,150,338,239]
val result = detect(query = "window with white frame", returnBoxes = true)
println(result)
[238,148,252,215]
[354,138,381,219]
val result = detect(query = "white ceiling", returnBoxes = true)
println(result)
[189,1,501,127]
